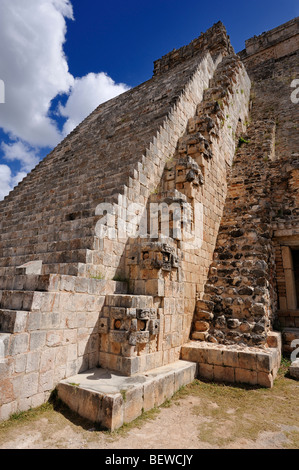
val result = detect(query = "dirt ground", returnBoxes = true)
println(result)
[0,359,299,450]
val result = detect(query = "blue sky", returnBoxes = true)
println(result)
[66,0,299,86]
[0,0,298,199]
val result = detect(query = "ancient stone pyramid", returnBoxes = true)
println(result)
[0,18,298,428]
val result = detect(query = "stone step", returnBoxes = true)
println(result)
[0,290,35,311]
[0,274,128,296]
[0,185,117,221]
[0,157,133,203]
[0,274,51,292]
[0,214,99,239]
[57,360,197,431]
[0,309,29,333]
[0,263,81,277]
[0,224,96,245]
[0,278,129,312]
[0,165,133,225]
[39,261,112,277]
[0,199,95,231]
[0,248,92,269]
[41,262,85,276]
[0,236,98,258]
[105,294,154,309]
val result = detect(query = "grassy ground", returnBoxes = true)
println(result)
[0,357,298,449]
[170,357,299,448]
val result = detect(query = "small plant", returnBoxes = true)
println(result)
[160,398,172,408]
[281,356,291,368]
[120,389,127,402]
[91,272,104,280]
[238,136,250,147]
[151,186,160,195]
[10,410,32,422]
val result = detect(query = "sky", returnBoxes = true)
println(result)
[0,0,298,200]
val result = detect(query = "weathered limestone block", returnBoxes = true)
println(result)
[181,337,281,388]
[289,359,299,380]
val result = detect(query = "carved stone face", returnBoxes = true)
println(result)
[99,305,160,354]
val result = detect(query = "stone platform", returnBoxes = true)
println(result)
[181,332,281,388]
[57,360,197,431]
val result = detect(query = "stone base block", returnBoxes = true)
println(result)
[289,359,299,380]
[98,350,164,376]
[282,328,299,357]
[57,360,197,430]
[181,333,282,388]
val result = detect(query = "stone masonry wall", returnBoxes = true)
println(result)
[97,53,250,373]
[239,17,299,67]
[0,23,250,417]
[0,276,127,420]
[242,18,299,357]
[193,119,278,346]
[191,17,299,349]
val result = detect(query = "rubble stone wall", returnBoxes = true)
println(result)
[192,17,299,347]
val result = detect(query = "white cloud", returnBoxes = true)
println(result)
[52,0,74,18]
[1,141,40,173]
[59,73,130,136]
[0,165,13,200]
[0,164,25,200]
[0,0,74,147]
[0,0,130,200]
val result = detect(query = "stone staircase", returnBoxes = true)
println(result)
[177,54,246,172]
[0,45,206,278]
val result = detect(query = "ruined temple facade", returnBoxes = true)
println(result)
[0,18,298,428]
